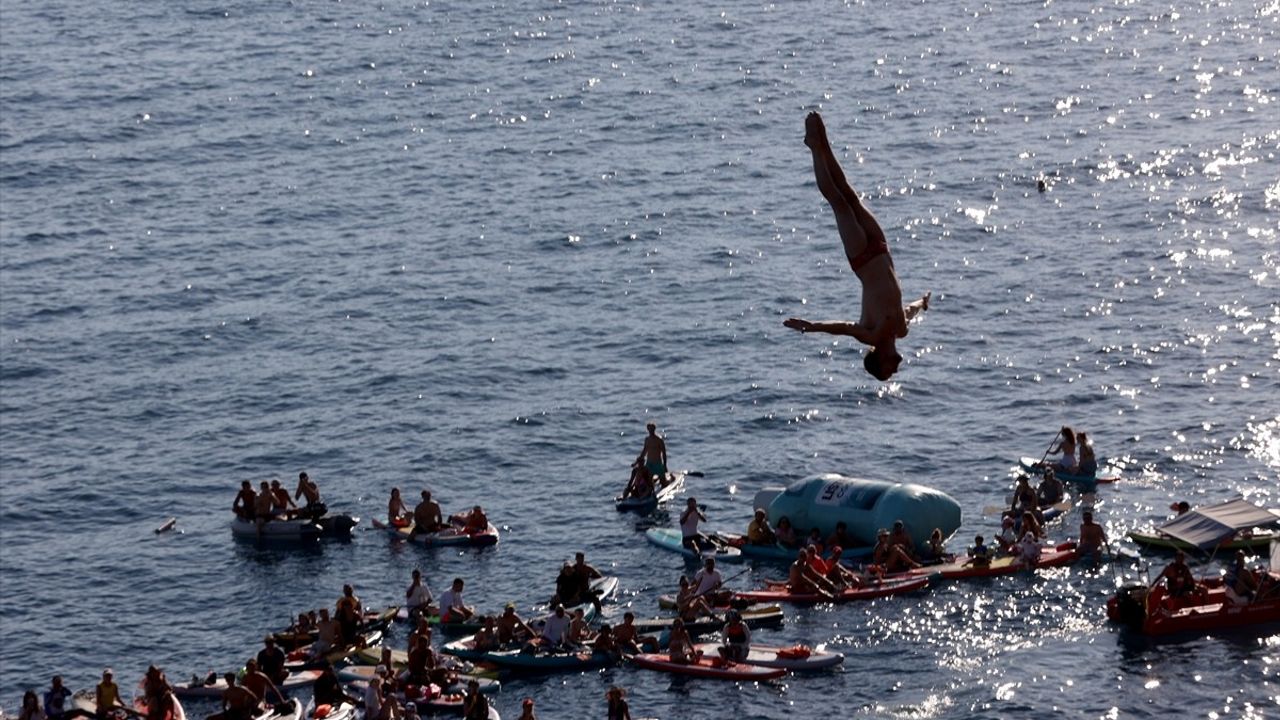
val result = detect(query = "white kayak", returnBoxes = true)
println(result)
[230,517,323,539]
[304,701,358,720]
[692,642,844,671]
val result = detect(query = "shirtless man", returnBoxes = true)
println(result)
[613,612,657,654]
[407,491,443,540]
[215,673,258,720]
[637,422,669,483]
[253,481,275,535]
[270,481,296,519]
[788,551,836,598]
[1077,510,1108,562]
[784,112,930,381]
[240,659,285,707]
[295,472,323,515]
[233,481,256,521]
[496,604,535,646]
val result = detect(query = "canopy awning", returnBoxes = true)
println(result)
[1158,498,1280,550]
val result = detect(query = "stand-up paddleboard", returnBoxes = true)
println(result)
[645,528,743,562]
[616,471,687,513]
[372,518,499,547]
[732,575,930,604]
[691,642,844,671]
[631,653,787,680]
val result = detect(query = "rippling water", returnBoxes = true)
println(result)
[2,0,1278,718]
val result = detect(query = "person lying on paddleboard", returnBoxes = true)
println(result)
[784,112,930,381]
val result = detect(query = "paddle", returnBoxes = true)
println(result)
[1038,428,1064,468]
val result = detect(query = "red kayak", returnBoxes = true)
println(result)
[631,653,787,680]
[1108,575,1280,636]
[734,575,930,604]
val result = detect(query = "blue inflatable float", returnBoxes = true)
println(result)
[763,474,962,550]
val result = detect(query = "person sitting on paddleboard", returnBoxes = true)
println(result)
[407,490,443,540]
[692,557,725,603]
[591,624,620,657]
[637,422,669,483]
[1076,433,1098,476]
[675,575,719,623]
[889,520,918,561]
[921,528,949,563]
[613,612,658,654]
[995,516,1018,554]
[747,509,777,546]
[405,568,435,618]
[568,608,594,647]
[1014,532,1041,566]
[335,584,363,644]
[717,610,751,663]
[312,662,356,708]
[825,521,855,551]
[1020,511,1044,541]
[965,535,993,567]
[212,673,257,720]
[788,549,838,597]
[621,458,654,500]
[449,505,489,533]
[233,481,256,521]
[804,528,824,553]
[1036,469,1064,506]
[94,669,127,720]
[1048,427,1078,473]
[241,659,286,708]
[666,618,699,665]
[825,546,861,588]
[439,578,475,622]
[497,604,536,646]
[387,487,410,527]
[873,529,920,573]
[680,498,709,553]
[1011,476,1038,517]
[569,552,604,613]
[783,112,931,381]
[1077,511,1107,562]
[256,636,288,685]
[774,516,798,548]
[462,680,489,720]
[311,608,339,660]
[406,633,437,682]
[528,604,571,651]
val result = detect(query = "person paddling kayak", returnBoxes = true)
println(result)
[784,112,930,381]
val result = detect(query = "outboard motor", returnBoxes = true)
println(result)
[1112,582,1149,626]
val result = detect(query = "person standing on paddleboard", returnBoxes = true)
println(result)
[784,112,930,380]
[637,422,669,483]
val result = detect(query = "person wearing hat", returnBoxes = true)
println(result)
[746,509,776,546]
[256,636,288,685]
[824,546,861,588]
[496,604,535,646]
[782,111,931,381]
[717,610,751,663]
[93,669,126,720]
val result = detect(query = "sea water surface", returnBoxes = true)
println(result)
[2,0,1278,718]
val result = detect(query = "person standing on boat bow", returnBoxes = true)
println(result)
[783,112,930,381]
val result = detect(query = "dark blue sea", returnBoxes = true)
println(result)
[2,0,1278,717]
